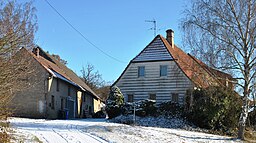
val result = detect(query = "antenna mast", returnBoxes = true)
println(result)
[145,19,157,37]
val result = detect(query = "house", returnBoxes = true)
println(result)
[113,29,236,104]
[9,47,101,119]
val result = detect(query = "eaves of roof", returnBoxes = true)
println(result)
[115,34,235,90]
[28,47,100,100]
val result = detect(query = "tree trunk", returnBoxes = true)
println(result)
[238,95,249,140]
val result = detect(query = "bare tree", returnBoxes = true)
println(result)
[181,0,256,139]
[52,54,68,65]
[80,63,110,101]
[0,0,37,119]
[81,63,104,90]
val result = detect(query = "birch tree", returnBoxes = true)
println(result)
[181,0,256,139]
[0,0,37,119]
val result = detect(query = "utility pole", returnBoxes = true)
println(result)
[145,19,157,37]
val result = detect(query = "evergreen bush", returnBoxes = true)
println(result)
[248,109,256,130]
[105,86,124,119]
[158,101,183,118]
[135,100,157,117]
[185,86,242,134]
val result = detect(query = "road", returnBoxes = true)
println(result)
[9,117,242,143]
[10,118,108,143]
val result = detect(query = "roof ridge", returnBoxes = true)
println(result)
[117,33,235,89]
[43,52,71,78]
[160,35,221,88]
[30,47,100,100]
[132,35,163,62]
[45,51,100,99]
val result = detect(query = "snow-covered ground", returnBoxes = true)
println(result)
[9,118,242,143]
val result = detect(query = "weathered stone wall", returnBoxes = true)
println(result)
[10,50,49,118]
[9,49,94,119]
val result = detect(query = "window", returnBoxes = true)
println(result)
[51,95,55,109]
[138,66,145,77]
[68,86,71,96]
[172,93,179,103]
[127,94,134,102]
[56,78,59,91]
[160,65,167,77]
[149,94,156,100]
[65,98,67,108]
[83,95,86,102]
[61,98,65,110]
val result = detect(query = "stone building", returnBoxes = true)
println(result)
[9,47,100,119]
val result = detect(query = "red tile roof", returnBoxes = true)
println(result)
[159,35,234,88]
[26,47,100,100]
[114,34,235,89]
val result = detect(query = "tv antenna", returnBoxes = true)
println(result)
[145,19,157,37]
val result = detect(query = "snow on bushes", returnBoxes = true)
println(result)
[110,115,190,129]
[106,86,243,136]
[108,99,190,130]
[105,86,124,119]
[125,99,158,117]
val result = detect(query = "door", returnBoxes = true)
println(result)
[67,99,75,119]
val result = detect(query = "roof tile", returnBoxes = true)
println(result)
[30,47,100,100]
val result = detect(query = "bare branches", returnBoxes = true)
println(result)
[0,0,37,119]
[81,63,104,90]
[0,0,37,55]
[182,0,256,91]
[80,63,111,101]
[181,0,256,139]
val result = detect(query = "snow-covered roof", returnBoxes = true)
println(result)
[50,69,78,88]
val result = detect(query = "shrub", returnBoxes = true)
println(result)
[135,100,157,117]
[119,100,157,117]
[121,102,133,115]
[92,110,106,118]
[248,109,256,130]
[116,100,183,118]
[185,86,242,134]
[105,86,124,119]
[0,131,9,143]
[0,121,10,143]
[158,101,183,118]
[107,86,124,106]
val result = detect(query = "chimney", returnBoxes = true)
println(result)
[166,29,174,48]
[35,47,40,57]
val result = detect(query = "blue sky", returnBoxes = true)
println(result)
[24,0,189,82]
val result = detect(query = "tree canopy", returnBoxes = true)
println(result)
[182,0,256,139]
[0,0,37,56]
[0,0,37,119]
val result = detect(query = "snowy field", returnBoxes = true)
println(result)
[9,118,242,143]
